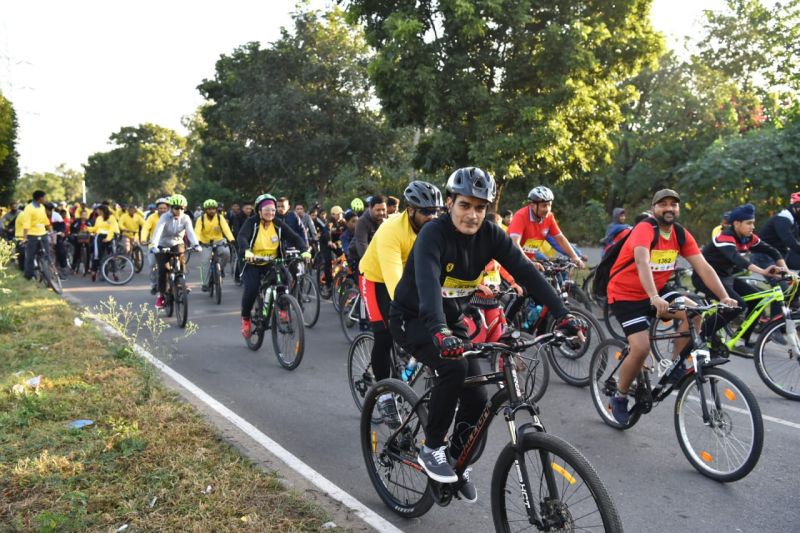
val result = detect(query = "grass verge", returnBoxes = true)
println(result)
[0,271,330,531]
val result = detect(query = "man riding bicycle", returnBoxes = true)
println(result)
[194,199,235,293]
[118,204,145,255]
[359,180,444,425]
[507,186,585,271]
[388,167,578,502]
[692,203,787,353]
[20,190,52,280]
[150,194,201,309]
[606,189,737,425]
[237,194,308,339]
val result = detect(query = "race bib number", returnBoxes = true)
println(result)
[650,249,678,272]
[483,270,502,288]
[522,239,544,255]
[441,275,481,298]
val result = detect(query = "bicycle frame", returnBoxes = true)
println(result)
[200,244,223,286]
[716,281,798,351]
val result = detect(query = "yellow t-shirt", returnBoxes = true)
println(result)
[195,214,235,244]
[90,215,120,241]
[119,212,145,238]
[141,212,161,242]
[15,212,25,238]
[253,222,279,258]
[21,203,50,236]
[359,210,417,299]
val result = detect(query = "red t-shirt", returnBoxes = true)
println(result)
[607,223,701,303]
[507,207,561,260]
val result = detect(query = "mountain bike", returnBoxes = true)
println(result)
[361,334,622,530]
[510,259,605,387]
[30,236,62,294]
[589,301,763,482]
[158,247,189,328]
[244,255,305,370]
[202,242,225,305]
[332,261,357,313]
[131,239,145,273]
[340,285,368,342]
[286,250,320,328]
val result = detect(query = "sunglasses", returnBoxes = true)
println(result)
[171,205,184,210]
[416,207,440,217]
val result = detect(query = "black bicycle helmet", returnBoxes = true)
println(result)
[403,180,444,209]
[445,167,496,203]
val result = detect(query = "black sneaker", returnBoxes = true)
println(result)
[377,395,401,429]
[417,445,458,483]
[201,284,209,292]
[458,467,477,503]
[610,395,629,425]
[150,285,158,295]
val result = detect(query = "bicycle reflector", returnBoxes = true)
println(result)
[700,451,714,463]
[725,388,737,401]
[551,463,577,485]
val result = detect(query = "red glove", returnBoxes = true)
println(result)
[433,328,464,359]
[555,314,582,336]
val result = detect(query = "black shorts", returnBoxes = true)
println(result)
[610,288,682,336]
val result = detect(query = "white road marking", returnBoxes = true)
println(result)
[686,394,800,430]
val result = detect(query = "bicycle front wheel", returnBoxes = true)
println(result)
[297,274,320,327]
[339,287,361,342]
[348,332,375,411]
[40,255,63,294]
[213,263,222,305]
[101,255,134,285]
[271,293,305,370]
[674,367,763,482]
[754,314,800,400]
[175,276,189,328]
[132,245,144,273]
[246,295,265,351]
[361,378,433,518]
[546,307,605,387]
[491,432,623,533]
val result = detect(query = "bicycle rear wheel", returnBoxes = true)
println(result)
[246,295,265,351]
[339,287,361,342]
[348,333,375,411]
[674,367,763,482]
[39,255,63,294]
[271,293,305,370]
[296,273,320,327]
[589,339,642,430]
[754,315,800,400]
[361,378,433,518]
[132,245,144,273]
[175,276,188,328]
[213,263,222,305]
[545,307,604,387]
[602,301,626,340]
[491,432,622,532]
[101,255,134,285]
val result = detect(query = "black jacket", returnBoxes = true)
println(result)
[391,214,568,336]
[702,228,781,278]
[237,216,306,260]
[758,208,800,256]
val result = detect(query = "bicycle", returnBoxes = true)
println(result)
[286,249,320,328]
[510,258,606,387]
[202,242,226,305]
[157,247,190,328]
[130,239,145,273]
[361,334,622,530]
[244,254,305,370]
[339,285,368,342]
[589,301,763,482]
[30,236,62,294]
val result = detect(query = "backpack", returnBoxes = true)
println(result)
[591,218,685,299]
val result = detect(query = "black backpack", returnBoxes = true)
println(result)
[591,218,685,299]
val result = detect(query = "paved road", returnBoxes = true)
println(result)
[61,251,800,532]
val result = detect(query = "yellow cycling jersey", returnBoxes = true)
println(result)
[140,212,160,242]
[15,212,25,238]
[359,210,417,299]
[89,215,119,240]
[252,222,279,257]
[21,203,50,236]
[118,212,145,238]
[195,213,235,244]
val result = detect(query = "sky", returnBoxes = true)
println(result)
[1,0,726,175]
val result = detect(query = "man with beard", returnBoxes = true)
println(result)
[606,189,736,425]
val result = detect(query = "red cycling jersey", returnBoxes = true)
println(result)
[507,207,561,260]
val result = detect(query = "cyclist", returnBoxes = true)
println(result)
[606,189,737,425]
[20,190,52,280]
[340,209,358,264]
[601,208,631,256]
[349,195,387,272]
[88,204,121,282]
[69,209,93,275]
[359,181,444,425]
[45,202,69,279]
[118,204,145,255]
[507,186,585,270]
[150,194,201,309]
[194,199,235,292]
[753,191,800,270]
[711,211,731,239]
[692,203,787,353]
[141,198,170,293]
[388,167,578,501]
[237,194,308,339]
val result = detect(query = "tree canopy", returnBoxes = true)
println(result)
[0,91,20,205]
[14,165,84,204]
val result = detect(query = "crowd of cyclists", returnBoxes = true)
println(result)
[3,174,800,527]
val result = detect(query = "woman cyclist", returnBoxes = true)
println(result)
[88,204,120,282]
[150,194,201,309]
[237,193,308,339]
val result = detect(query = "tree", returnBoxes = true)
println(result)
[345,0,663,205]
[14,165,84,203]
[0,91,20,205]
[196,7,394,204]
[83,123,188,205]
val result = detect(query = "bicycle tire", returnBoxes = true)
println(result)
[40,255,63,294]
[132,245,144,273]
[545,307,605,387]
[214,263,222,305]
[271,293,305,370]
[491,432,623,533]
[333,275,356,313]
[175,275,188,328]
[296,274,320,328]
[602,301,626,340]
[674,367,763,482]
[101,254,134,285]
[246,294,266,351]
[64,241,75,271]
[339,287,361,343]
[317,262,332,300]
[348,332,375,411]
[753,314,800,400]
[164,287,175,318]
[589,339,642,430]
[360,378,434,518]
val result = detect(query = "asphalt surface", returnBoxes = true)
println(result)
[58,249,800,532]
